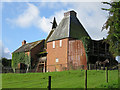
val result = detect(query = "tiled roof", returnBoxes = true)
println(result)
[47,10,91,42]
[13,39,44,53]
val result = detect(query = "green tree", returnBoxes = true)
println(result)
[0,57,11,67]
[102,1,120,56]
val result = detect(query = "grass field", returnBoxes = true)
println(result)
[2,70,118,89]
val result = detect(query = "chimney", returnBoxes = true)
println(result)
[64,10,77,17]
[22,40,26,45]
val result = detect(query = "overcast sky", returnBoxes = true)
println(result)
[1,0,111,59]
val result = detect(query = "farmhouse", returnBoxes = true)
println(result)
[12,10,117,73]
[12,39,46,72]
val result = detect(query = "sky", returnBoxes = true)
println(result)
[1,0,111,59]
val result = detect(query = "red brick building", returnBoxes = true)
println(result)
[12,10,117,73]
[47,11,90,72]
[12,39,46,72]
[46,10,116,72]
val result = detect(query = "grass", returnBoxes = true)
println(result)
[2,70,118,88]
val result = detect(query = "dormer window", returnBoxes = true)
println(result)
[53,41,55,48]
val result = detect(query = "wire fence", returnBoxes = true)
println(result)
[46,63,86,72]
[2,68,118,89]
[47,63,118,72]
[2,63,118,73]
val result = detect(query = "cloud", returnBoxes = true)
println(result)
[0,40,12,59]
[6,3,65,33]
[36,10,65,33]
[71,2,109,40]
[42,2,109,40]
[36,17,52,33]
[37,2,109,39]
[7,3,40,28]
[7,2,109,40]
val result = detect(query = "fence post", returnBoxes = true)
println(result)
[85,70,87,90]
[89,64,90,70]
[106,67,108,83]
[48,76,51,90]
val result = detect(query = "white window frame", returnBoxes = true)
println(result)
[60,40,62,47]
[53,41,55,48]
[56,58,59,62]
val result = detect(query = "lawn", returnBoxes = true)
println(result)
[2,70,118,89]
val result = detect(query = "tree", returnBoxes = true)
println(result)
[102,1,120,56]
[0,57,11,67]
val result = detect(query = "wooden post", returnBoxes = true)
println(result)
[85,70,87,90]
[99,65,101,70]
[43,62,45,72]
[48,76,51,90]
[96,64,97,70]
[106,67,108,83]
[89,64,90,70]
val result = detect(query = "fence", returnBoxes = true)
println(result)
[2,69,113,89]
[2,67,13,73]
[2,67,118,89]
[46,63,86,72]
[47,68,110,89]
[46,63,118,72]
[1,63,118,73]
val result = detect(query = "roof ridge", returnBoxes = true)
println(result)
[30,39,44,50]
[13,39,44,53]
[28,39,44,44]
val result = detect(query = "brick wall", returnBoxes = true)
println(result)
[47,38,87,72]
[31,40,45,68]
[68,39,87,69]
[47,38,68,72]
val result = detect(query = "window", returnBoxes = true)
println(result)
[60,40,62,47]
[56,58,59,62]
[53,41,55,48]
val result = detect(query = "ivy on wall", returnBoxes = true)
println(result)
[12,52,31,70]
[81,36,91,63]
[81,36,91,54]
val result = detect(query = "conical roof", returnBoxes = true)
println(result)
[47,10,90,42]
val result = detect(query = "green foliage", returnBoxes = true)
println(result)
[81,36,91,62]
[38,51,47,55]
[0,57,11,67]
[12,52,31,69]
[81,36,91,54]
[102,1,120,56]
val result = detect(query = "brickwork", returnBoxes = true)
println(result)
[68,39,87,69]
[47,38,88,72]
[31,40,45,67]
[47,38,68,72]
